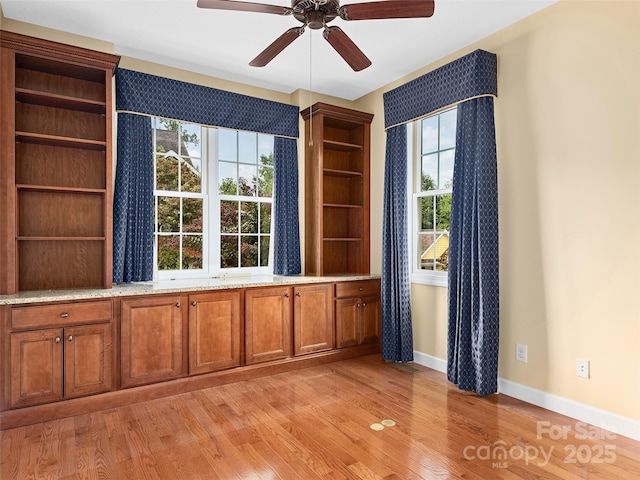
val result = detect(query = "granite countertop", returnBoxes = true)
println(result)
[0,274,381,305]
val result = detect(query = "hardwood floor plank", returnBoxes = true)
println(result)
[1,355,639,479]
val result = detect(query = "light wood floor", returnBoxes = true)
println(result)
[1,355,638,479]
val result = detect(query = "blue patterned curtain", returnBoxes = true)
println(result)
[113,113,154,282]
[114,69,301,280]
[273,137,301,274]
[447,97,499,396]
[381,124,413,362]
[382,49,499,391]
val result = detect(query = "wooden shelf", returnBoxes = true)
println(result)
[323,139,363,152]
[324,238,362,242]
[17,237,106,241]
[16,88,106,114]
[302,102,373,276]
[323,168,363,178]
[1,31,119,294]
[15,131,107,151]
[16,184,106,195]
[324,203,363,209]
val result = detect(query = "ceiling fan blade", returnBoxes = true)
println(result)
[339,0,434,21]
[249,27,305,67]
[197,0,292,16]
[323,26,372,72]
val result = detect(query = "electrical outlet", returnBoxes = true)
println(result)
[516,343,527,363]
[576,358,590,378]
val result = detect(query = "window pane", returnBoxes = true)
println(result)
[260,203,271,234]
[418,196,434,231]
[258,135,273,164]
[240,235,258,267]
[181,157,202,193]
[157,196,180,232]
[240,201,259,234]
[182,198,203,233]
[180,122,201,158]
[238,164,257,196]
[435,194,452,232]
[439,150,454,189]
[219,161,237,194]
[258,164,273,197]
[440,109,457,151]
[155,126,179,155]
[238,131,257,164]
[182,235,203,269]
[156,154,179,191]
[418,233,436,271]
[422,116,438,154]
[218,128,237,161]
[220,235,238,268]
[421,153,438,191]
[220,200,239,233]
[260,236,270,267]
[158,235,180,270]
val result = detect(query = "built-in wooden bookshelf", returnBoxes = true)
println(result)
[0,31,120,294]
[301,103,374,276]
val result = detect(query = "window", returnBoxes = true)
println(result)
[152,117,274,279]
[410,108,456,286]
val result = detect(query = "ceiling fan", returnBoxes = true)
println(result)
[197,0,435,71]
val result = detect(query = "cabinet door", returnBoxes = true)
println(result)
[245,286,292,365]
[360,295,381,345]
[10,329,63,408]
[121,296,185,387]
[335,297,359,348]
[189,291,241,374]
[294,284,334,355]
[64,323,113,398]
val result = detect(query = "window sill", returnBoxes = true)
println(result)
[411,272,448,288]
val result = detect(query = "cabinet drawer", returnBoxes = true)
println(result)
[11,300,112,330]
[335,279,380,298]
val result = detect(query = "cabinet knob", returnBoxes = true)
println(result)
[176,302,181,308]
[359,287,363,291]
[284,293,289,298]
[192,301,197,307]
[296,292,301,297]
[60,312,69,318]
[67,335,73,342]
[357,303,361,308]
[54,336,61,343]
[361,303,366,307]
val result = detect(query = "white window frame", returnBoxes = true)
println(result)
[153,121,274,281]
[408,113,454,288]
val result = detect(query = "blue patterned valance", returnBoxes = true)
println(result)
[116,69,299,138]
[383,49,497,129]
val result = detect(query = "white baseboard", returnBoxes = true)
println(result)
[412,350,640,442]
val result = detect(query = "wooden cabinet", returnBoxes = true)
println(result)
[293,283,334,355]
[0,30,119,294]
[6,301,113,408]
[245,286,292,365]
[335,279,381,348]
[301,102,373,276]
[188,290,241,374]
[121,295,186,387]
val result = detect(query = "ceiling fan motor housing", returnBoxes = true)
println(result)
[292,0,340,29]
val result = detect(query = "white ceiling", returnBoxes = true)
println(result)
[1,0,558,100]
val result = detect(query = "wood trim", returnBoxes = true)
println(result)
[300,102,374,124]
[0,30,120,72]
[0,47,17,294]
[0,342,380,430]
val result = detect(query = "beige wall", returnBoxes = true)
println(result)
[3,1,639,421]
[359,0,640,421]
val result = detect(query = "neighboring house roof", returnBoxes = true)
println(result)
[421,232,449,261]
[156,129,199,175]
